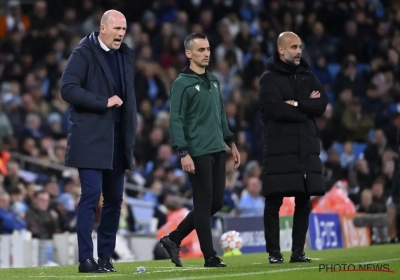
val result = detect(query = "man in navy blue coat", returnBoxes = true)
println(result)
[60,10,137,273]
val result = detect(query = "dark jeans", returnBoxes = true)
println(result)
[169,152,226,259]
[264,193,311,254]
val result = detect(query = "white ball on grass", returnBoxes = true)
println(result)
[136,266,146,274]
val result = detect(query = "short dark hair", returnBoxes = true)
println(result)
[184,33,207,50]
[34,190,48,198]
[8,187,22,195]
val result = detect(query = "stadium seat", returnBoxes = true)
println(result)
[333,142,344,154]
[125,197,155,230]
[353,143,367,158]
[376,5,385,18]
[389,103,400,113]
[368,129,375,141]
[240,9,252,23]
[326,91,335,104]
[330,37,340,45]
[327,63,341,79]
[332,142,367,158]
[357,63,369,74]
[245,130,252,144]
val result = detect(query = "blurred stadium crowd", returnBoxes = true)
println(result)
[0,0,399,243]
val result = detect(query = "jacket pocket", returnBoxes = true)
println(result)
[197,120,205,143]
[73,111,84,123]
[185,120,201,147]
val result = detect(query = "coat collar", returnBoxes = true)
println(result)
[89,32,131,55]
[86,32,132,96]
[265,51,310,75]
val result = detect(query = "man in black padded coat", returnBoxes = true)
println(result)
[258,32,328,264]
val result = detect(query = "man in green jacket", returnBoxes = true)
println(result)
[160,33,241,268]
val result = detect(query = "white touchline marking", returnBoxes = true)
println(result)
[23,276,125,278]
[149,266,187,269]
[20,267,208,278]
[151,266,199,268]
[152,267,208,273]
[13,258,400,279]
[162,258,400,280]
[249,260,325,264]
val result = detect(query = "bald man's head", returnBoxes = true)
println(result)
[277,32,302,66]
[99,10,127,50]
[101,10,122,25]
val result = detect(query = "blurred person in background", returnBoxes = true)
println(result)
[0,189,26,234]
[25,190,58,239]
[238,176,264,216]
[0,0,30,40]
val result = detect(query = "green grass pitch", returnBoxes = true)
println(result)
[1,244,400,279]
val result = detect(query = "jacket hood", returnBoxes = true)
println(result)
[75,32,100,51]
[181,66,193,75]
[179,66,213,79]
[265,51,310,74]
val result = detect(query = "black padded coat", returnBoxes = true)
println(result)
[258,52,328,197]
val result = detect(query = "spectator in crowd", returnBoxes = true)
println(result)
[8,186,28,218]
[357,188,374,213]
[0,189,26,234]
[370,178,388,213]
[340,141,356,169]
[25,190,58,239]
[340,97,374,142]
[238,176,264,217]
[0,0,30,40]
[0,141,11,176]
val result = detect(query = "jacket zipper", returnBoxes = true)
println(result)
[202,78,225,149]
[111,126,114,169]
[294,73,306,180]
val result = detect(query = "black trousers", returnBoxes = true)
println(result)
[264,193,311,254]
[169,152,225,259]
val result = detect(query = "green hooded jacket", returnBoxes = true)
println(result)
[169,67,234,157]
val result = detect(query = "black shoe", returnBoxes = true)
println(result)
[390,237,399,243]
[268,251,284,264]
[98,257,116,272]
[160,235,183,267]
[78,258,108,273]
[204,256,227,267]
[290,251,311,263]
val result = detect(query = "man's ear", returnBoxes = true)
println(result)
[278,46,284,56]
[185,49,191,59]
[100,24,106,34]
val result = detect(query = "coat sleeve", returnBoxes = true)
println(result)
[259,73,307,122]
[130,50,138,150]
[169,80,188,152]
[297,74,329,117]
[60,48,108,111]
